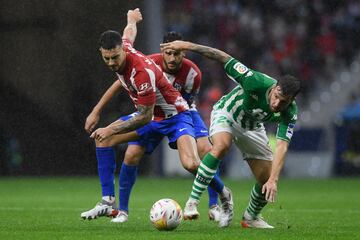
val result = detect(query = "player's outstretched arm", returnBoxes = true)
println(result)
[90,104,154,142]
[160,40,232,64]
[84,81,122,133]
[122,8,143,45]
[262,139,289,202]
[110,104,154,134]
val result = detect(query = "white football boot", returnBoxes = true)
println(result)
[111,210,128,223]
[208,204,221,222]
[80,199,118,220]
[183,199,200,220]
[218,187,234,227]
[240,210,274,229]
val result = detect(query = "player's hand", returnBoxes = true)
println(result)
[90,127,115,142]
[84,111,100,134]
[127,8,142,24]
[262,180,278,203]
[160,40,191,52]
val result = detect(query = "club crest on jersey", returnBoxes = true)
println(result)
[286,123,295,139]
[173,82,182,91]
[233,62,248,74]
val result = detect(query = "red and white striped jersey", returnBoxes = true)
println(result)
[115,39,189,121]
[148,53,202,110]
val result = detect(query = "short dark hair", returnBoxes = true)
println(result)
[162,31,183,43]
[99,30,122,50]
[277,75,301,97]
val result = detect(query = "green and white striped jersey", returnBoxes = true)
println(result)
[214,58,298,142]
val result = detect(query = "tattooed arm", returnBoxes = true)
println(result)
[90,104,154,142]
[110,104,153,134]
[160,40,232,64]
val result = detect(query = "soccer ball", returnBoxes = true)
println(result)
[149,198,183,231]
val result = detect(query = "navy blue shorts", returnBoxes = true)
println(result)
[119,111,196,154]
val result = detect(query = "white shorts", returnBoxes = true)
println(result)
[209,108,273,161]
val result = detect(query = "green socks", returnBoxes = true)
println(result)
[245,183,268,217]
[190,153,220,201]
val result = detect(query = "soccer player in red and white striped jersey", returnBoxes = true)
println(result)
[81,9,231,224]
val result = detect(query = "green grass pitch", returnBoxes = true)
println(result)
[0,177,359,240]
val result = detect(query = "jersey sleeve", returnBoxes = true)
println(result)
[134,70,156,106]
[190,67,202,96]
[224,58,252,88]
[276,102,298,142]
[147,53,161,64]
[185,66,202,97]
[224,58,275,91]
[122,38,135,52]
[181,60,202,104]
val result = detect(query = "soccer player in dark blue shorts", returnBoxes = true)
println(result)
[81,9,231,224]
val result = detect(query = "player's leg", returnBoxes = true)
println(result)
[80,144,119,220]
[196,136,220,221]
[185,108,232,206]
[234,126,274,228]
[111,144,146,223]
[165,111,229,198]
[112,121,164,223]
[183,109,234,227]
[175,134,226,222]
[176,134,228,201]
[159,111,231,224]
[190,111,220,222]
[241,159,274,228]
[81,117,140,220]
[185,132,233,225]
[176,134,200,172]
[189,110,220,219]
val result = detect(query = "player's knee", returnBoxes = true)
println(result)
[124,150,141,165]
[183,163,198,173]
[95,138,114,148]
[210,142,230,159]
[181,156,199,173]
[197,144,212,159]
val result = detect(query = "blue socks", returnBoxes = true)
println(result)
[96,147,220,211]
[96,147,138,213]
[96,147,116,197]
[119,162,138,213]
[208,169,224,207]
[208,169,220,207]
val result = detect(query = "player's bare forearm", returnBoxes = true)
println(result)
[160,40,232,64]
[110,104,153,134]
[190,44,232,64]
[269,139,289,182]
[122,8,143,45]
[93,81,122,113]
[123,23,137,45]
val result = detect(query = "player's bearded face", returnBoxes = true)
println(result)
[162,49,184,73]
[100,45,125,72]
[269,86,293,112]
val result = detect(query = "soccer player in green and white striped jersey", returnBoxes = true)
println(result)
[161,40,300,228]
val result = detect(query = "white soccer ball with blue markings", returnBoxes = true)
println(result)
[149,198,183,231]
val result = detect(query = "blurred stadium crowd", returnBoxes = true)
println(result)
[1,1,359,176]
[164,0,360,124]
